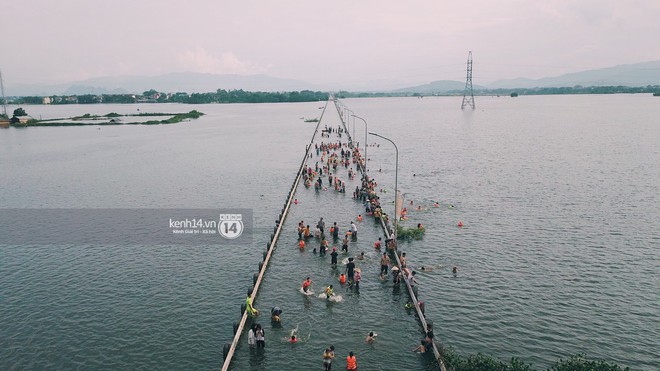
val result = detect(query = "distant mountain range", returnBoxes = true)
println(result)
[394,80,486,94]
[6,60,660,96]
[487,60,660,89]
[398,60,660,93]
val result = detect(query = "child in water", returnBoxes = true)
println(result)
[284,326,299,343]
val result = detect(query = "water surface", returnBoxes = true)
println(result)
[1,96,658,370]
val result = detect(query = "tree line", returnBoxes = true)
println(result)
[8,89,329,105]
[335,85,660,98]
[7,85,658,105]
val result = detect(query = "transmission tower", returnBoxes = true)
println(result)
[461,51,475,110]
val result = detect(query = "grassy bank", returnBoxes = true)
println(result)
[15,110,204,127]
[440,349,631,371]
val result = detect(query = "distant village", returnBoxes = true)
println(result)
[5,89,329,105]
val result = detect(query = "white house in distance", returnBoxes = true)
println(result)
[43,97,52,104]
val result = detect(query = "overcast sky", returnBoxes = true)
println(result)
[3,0,659,87]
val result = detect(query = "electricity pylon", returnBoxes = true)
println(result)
[461,51,475,110]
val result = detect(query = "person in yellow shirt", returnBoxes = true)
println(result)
[246,294,259,317]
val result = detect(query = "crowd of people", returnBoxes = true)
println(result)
[244,120,446,368]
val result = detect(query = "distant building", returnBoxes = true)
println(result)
[10,116,31,125]
[43,97,52,105]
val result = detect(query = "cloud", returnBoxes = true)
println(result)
[177,48,268,75]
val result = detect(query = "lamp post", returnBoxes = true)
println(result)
[368,131,399,238]
[346,108,355,145]
[351,115,368,173]
[352,112,355,140]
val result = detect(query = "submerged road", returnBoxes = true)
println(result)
[223,99,441,370]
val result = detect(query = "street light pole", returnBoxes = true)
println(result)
[368,131,399,239]
[346,108,355,145]
[352,114,355,141]
[352,115,368,173]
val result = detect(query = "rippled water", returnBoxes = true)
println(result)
[1,96,658,370]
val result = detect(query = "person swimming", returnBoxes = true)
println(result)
[283,325,300,343]
[289,326,298,343]
[419,264,444,272]
[365,331,377,343]
[412,340,427,353]
[325,285,334,298]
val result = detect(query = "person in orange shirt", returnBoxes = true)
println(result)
[346,351,357,370]
[302,277,313,293]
